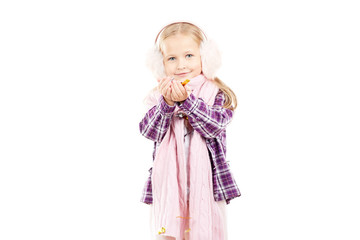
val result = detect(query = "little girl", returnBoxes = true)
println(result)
[139,22,241,240]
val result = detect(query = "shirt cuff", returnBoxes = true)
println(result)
[158,95,176,115]
[176,92,198,114]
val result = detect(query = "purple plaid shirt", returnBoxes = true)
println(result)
[139,89,241,205]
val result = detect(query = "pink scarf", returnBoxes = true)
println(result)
[146,74,226,240]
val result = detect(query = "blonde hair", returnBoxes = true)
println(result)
[148,22,238,111]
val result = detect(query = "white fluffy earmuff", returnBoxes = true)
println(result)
[200,39,222,80]
[146,45,166,80]
[146,38,222,80]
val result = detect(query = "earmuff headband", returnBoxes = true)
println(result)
[154,21,208,47]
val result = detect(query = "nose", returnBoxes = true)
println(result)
[177,59,186,70]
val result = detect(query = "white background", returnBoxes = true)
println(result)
[1,0,359,239]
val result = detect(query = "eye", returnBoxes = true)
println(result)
[168,57,175,61]
[186,54,193,58]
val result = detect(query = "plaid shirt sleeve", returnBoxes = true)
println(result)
[208,132,242,204]
[176,89,234,138]
[139,95,175,142]
[139,90,241,205]
[177,89,241,205]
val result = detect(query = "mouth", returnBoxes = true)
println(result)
[175,72,190,77]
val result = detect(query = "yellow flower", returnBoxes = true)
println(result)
[158,227,166,234]
[181,79,190,86]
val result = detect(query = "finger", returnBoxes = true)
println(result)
[175,80,187,98]
[158,78,165,91]
[171,81,182,100]
[159,76,171,86]
[165,81,173,95]
[159,77,168,89]
[169,83,177,101]
[177,80,187,95]
[160,77,167,84]
[163,77,173,88]
[158,76,169,82]
[165,79,172,92]
[159,77,171,94]
[170,83,177,98]
[165,86,172,100]
[170,91,177,102]
[158,81,166,95]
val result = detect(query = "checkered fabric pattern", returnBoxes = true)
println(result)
[139,89,241,205]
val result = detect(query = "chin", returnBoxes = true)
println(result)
[175,76,188,82]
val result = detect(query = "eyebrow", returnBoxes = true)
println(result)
[165,50,193,58]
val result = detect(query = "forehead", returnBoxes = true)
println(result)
[161,34,200,54]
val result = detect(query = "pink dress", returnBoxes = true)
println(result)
[149,122,228,240]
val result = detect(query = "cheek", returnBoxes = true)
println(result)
[163,62,174,74]
[194,59,202,70]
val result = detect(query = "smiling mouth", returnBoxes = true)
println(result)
[176,72,190,76]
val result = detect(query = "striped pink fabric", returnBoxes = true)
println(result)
[148,74,226,240]
[139,79,241,206]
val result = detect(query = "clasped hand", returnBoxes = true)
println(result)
[157,76,191,105]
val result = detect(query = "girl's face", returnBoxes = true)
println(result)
[161,33,202,82]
